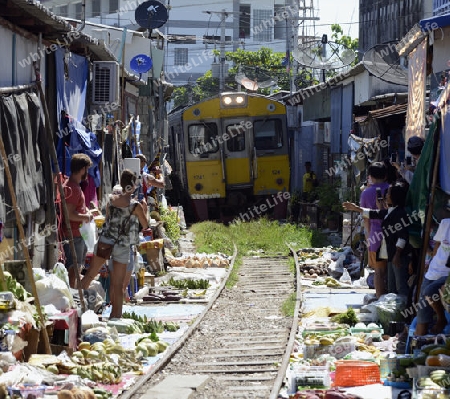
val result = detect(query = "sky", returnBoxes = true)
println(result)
[312,0,359,40]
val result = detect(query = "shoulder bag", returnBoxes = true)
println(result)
[95,203,137,259]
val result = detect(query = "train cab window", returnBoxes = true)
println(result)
[188,123,219,155]
[254,119,283,150]
[225,124,246,152]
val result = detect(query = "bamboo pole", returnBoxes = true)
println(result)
[0,133,51,354]
[32,62,86,313]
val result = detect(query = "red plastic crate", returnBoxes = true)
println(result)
[334,360,381,387]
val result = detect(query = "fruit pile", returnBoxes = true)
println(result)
[418,369,450,389]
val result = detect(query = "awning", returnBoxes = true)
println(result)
[419,13,450,31]
[354,103,407,123]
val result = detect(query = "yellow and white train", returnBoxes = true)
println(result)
[167,92,290,222]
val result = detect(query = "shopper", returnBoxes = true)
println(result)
[343,181,411,299]
[62,154,95,288]
[414,218,450,335]
[80,169,149,319]
[359,162,390,298]
[392,135,425,184]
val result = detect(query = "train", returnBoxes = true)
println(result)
[166,92,291,222]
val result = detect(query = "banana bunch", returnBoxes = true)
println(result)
[428,370,450,388]
[75,362,122,384]
[324,277,342,288]
[355,342,380,357]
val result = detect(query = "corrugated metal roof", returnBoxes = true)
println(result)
[0,0,117,63]
[355,103,407,123]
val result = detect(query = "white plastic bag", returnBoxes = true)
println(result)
[339,268,352,285]
[35,274,74,311]
[80,221,97,253]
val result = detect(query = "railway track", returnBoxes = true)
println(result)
[122,252,301,399]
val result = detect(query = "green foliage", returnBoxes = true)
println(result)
[331,307,359,327]
[281,293,297,317]
[190,218,313,257]
[315,180,342,213]
[159,207,181,242]
[225,47,291,93]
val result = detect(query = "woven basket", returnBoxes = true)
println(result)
[334,360,381,387]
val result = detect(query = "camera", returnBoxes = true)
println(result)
[376,187,383,201]
[406,156,412,166]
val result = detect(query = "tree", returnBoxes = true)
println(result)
[171,48,290,108]
[170,26,358,107]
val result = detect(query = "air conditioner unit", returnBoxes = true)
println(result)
[92,61,120,105]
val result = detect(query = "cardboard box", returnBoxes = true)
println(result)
[146,247,163,273]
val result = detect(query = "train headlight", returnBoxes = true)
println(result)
[220,92,248,108]
[223,96,233,105]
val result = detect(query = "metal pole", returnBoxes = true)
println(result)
[219,9,226,93]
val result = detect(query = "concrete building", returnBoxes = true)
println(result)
[40,0,316,86]
[434,0,450,15]
[358,0,432,54]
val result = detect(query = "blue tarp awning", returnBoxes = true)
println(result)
[419,13,450,31]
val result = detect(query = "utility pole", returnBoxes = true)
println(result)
[203,9,230,93]
[220,9,227,93]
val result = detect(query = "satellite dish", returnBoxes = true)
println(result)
[235,68,278,91]
[130,54,153,74]
[293,39,356,70]
[362,41,408,86]
[135,0,168,29]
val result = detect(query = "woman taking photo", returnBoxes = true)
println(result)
[81,169,149,319]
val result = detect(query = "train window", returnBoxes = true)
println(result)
[225,124,246,152]
[188,123,219,155]
[254,119,283,150]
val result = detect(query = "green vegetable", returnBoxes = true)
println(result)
[331,307,359,327]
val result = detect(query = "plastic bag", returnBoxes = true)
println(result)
[339,268,352,285]
[80,221,97,253]
[35,274,74,311]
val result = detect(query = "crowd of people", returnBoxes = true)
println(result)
[342,135,450,336]
[61,153,165,319]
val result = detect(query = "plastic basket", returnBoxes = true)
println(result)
[334,360,381,387]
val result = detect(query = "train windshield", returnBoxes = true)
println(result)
[253,119,283,150]
[188,123,219,155]
[225,124,247,152]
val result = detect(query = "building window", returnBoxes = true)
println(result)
[75,3,82,19]
[239,5,250,38]
[274,5,287,40]
[58,5,68,17]
[174,48,188,66]
[92,0,101,17]
[253,9,273,42]
[109,0,119,14]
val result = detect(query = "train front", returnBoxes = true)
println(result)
[183,92,290,222]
